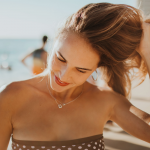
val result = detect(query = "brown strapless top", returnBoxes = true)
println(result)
[11,134,105,150]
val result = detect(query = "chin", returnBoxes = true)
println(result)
[50,81,71,93]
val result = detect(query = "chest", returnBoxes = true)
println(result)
[12,94,109,140]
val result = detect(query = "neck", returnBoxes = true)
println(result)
[52,85,84,104]
[47,76,84,104]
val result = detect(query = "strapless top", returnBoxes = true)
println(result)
[11,134,105,150]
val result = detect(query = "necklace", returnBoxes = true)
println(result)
[46,80,84,108]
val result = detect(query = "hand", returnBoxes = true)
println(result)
[137,19,150,56]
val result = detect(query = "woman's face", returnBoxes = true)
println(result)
[48,33,100,92]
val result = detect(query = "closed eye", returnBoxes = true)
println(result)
[57,57,66,62]
[78,70,86,73]
[57,57,86,73]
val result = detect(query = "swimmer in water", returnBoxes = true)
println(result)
[21,35,48,74]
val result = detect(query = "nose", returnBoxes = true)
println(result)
[59,65,71,82]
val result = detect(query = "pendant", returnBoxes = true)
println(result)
[58,104,62,108]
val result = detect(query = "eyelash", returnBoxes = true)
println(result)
[57,57,66,62]
[57,57,86,73]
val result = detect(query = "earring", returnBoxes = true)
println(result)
[92,70,98,81]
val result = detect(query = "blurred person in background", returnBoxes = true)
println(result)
[21,35,48,75]
[1,3,150,150]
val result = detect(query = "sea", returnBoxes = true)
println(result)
[0,39,52,87]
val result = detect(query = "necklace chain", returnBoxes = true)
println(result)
[46,79,84,108]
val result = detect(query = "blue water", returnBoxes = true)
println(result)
[0,39,52,86]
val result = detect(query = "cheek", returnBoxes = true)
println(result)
[49,56,61,72]
[74,72,91,85]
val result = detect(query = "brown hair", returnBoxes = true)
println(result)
[54,3,148,98]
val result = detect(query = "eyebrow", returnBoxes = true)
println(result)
[57,52,92,71]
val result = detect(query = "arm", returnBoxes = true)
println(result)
[21,52,32,69]
[0,85,14,150]
[109,93,150,143]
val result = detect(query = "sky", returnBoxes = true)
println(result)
[0,0,137,39]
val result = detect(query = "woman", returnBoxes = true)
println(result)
[0,3,150,150]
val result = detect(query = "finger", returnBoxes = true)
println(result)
[145,19,150,23]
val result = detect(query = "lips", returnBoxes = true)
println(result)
[55,75,70,86]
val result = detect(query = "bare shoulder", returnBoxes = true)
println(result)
[97,86,132,120]
[85,81,129,104]
[85,82,130,122]
[0,81,28,108]
[0,77,45,149]
[0,79,31,97]
[88,83,130,117]
[0,77,43,110]
[95,85,128,104]
[0,81,28,131]
[0,81,23,102]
